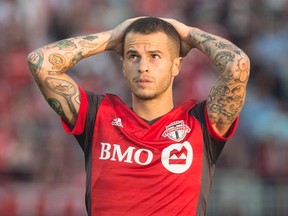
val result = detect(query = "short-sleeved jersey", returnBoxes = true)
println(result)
[62,87,238,216]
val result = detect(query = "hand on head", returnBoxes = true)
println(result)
[109,17,193,57]
[108,17,146,55]
[160,18,194,57]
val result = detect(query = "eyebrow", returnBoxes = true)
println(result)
[125,49,163,55]
[125,50,138,55]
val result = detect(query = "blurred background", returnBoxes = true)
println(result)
[0,0,288,215]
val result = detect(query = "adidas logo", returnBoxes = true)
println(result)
[111,118,123,128]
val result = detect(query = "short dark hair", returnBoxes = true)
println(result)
[122,17,181,56]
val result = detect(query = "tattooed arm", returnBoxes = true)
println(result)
[192,29,250,136]
[27,18,139,126]
[164,19,250,136]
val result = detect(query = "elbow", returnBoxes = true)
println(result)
[240,54,250,81]
[241,52,250,70]
[27,49,44,76]
[231,53,250,84]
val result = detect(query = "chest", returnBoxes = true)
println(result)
[92,99,204,176]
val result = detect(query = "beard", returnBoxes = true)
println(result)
[133,90,161,100]
[126,75,173,101]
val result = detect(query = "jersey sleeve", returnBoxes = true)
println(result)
[189,100,239,164]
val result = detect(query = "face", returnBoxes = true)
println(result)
[122,31,182,100]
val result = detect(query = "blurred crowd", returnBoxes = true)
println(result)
[0,0,288,215]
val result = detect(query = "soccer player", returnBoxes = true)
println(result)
[27,17,250,215]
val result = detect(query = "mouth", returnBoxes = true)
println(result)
[134,77,153,85]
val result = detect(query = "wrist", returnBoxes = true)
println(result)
[187,27,201,48]
[106,30,123,55]
[102,30,114,50]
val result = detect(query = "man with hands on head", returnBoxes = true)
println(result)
[27,16,250,216]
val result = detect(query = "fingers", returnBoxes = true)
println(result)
[163,18,190,37]
[121,16,147,29]
[110,16,147,55]
[160,18,193,56]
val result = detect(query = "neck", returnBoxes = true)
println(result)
[131,94,174,121]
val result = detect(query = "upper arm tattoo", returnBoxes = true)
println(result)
[208,50,249,126]
[44,77,78,115]
[208,84,245,124]
[48,98,69,122]
[195,32,250,128]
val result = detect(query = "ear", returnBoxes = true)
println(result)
[122,59,127,77]
[172,57,183,76]
[122,69,127,77]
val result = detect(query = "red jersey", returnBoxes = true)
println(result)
[62,87,238,216]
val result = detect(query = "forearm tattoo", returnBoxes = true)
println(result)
[27,33,110,121]
[193,31,250,126]
[49,53,66,71]
[48,39,77,51]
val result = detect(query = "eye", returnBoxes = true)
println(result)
[128,54,139,62]
[151,54,160,59]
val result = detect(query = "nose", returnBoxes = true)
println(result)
[138,58,149,73]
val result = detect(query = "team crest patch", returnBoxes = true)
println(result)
[162,120,191,142]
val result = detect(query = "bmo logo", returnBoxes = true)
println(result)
[99,143,153,165]
[99,141,193,174]
[161,141,193,174]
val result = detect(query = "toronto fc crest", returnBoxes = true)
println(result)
[162,120,191,142]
